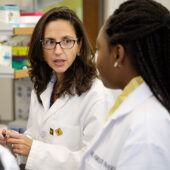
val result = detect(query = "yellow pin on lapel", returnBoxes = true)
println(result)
[49,128,54,135]
[55,128,63,136]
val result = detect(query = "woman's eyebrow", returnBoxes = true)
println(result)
[44,35,76,40]
[43,37,55,39]
[62,35,76,39]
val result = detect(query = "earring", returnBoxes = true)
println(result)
[77,53,80,56]
[114,62,118,68]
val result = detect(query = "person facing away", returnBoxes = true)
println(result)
[79,0,170,170]
[0,7,115,170]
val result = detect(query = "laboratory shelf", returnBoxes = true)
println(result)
[0,25,32,79]
[0,66,14,78]
[0,23,34,35]
[0,66,29,79]
[0,22,13,36]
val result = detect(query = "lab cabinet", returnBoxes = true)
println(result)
[14,78,32,120]
[0,77,32,122]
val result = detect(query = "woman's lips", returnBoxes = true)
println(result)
[54,59,65,66]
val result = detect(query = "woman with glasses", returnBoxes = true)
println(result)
[79,0,170,170]
[0,7,114,170]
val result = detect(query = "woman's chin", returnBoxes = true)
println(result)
[101,80,113,89]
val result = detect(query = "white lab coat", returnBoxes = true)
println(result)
[0,145,19,170]
[79,82,170,170]
[19,76,116,170]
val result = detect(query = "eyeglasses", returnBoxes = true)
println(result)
[40,38,79,50]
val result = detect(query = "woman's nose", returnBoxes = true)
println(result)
[54,44,63,54]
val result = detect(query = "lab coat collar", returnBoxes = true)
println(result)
[109,82,153,121]
[40,74,70,121]
[40,74,56,112]
[41,95,70,124]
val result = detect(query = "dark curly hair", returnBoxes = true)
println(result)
[104,0,170,112]
[28,7,97,103]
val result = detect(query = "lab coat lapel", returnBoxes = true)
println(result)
[40,82,54,113]
[40,76,70,121]
[109,82,153,121]
[48,94,70,115]
[40,74,56,112]
[41,92,70,123]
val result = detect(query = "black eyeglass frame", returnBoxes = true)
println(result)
[40,38,79,50]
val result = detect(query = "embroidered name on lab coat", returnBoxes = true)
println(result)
[55,128,63,136]
[90,151,115,170]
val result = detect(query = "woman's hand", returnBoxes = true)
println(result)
[7,130,32,157]
[0,129,10,147]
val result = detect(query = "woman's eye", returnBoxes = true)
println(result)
[63,39,72,44]
[45,39,54,45]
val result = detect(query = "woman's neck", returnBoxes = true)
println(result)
[56,73,63,83]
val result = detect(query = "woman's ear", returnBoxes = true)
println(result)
[77,39,82,54]
[112,44,125,67]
